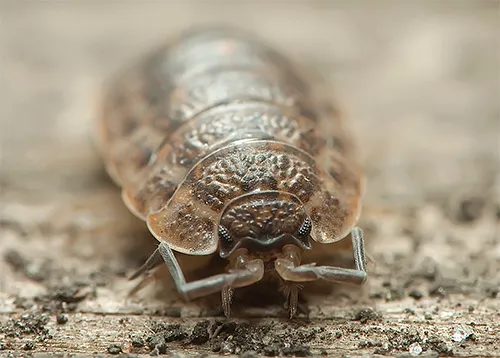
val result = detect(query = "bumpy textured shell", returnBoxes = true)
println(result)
[96,27,364,256]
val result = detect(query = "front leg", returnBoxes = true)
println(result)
[157,242,264,303]
[275,227,367,316]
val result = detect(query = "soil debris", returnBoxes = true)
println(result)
[130,334,145,348]
[56,314,68,324]
[141,319,317,357]
[371,327,457,356]
[107,344,122,354]
[0,313,52,351]
[408,290,424,300]
[22,341,35,350]
[352,308,382,323]
[14,285,91,314]
[149,322,188,343]
[145,322,187,355]
[446,196,486,224]
[3,249,52,282]
[189,319,210,345]
[0,313,51,340]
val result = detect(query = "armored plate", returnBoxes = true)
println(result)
[96,27,364,256]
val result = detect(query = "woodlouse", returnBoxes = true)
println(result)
[96,27,367,317]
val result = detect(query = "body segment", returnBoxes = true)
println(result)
[97,27,367,317]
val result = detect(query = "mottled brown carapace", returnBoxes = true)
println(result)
[96,27,367,317]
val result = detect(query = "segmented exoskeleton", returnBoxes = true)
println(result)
[96,27,367,317]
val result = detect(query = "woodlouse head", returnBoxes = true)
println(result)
[217,190,312,258]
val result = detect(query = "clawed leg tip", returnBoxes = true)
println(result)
[222,305,231,318]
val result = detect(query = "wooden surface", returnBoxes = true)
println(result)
[1,1,499,357]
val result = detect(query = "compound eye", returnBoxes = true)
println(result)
[218,226,233,244]
[296,218,312,237]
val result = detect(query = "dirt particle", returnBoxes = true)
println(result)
[429,285,447,297]
[165,307,183,317]
[56,314,68,324]
[425,335,453,356]
[121,341,133,353]
[263,343,280,356]
[382,281,392,288]
[408,289,423,300]
[149,322,188,343]
[221,338,236,354]
[147,336,167,355]
[408,341,422,356]
[130,335,145,347]
[189,320,210,345]
[404,308,416,315]
[108,344,122,354]
[3,249,53,282]
[195,320,315,356]
[484,285,499,298]
[352,308,382,323]
[386,287,406,301]
[369,291,384,299]
[29,285,91,314]
[448,196,485,223]
[0,313,51,342]
[4,249,27,271]
[373,347,390,355]
[23,341,35,350]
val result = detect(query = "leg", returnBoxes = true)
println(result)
[127,272,157,298]
[276,227,367,284]
[157,242,264,304]
[275,227,367,316]
[127,248,164,298]
[281,282,302,318]
[128,247,164,281]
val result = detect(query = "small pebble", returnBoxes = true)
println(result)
[454,197,485,223]
[262,335,272,345]
[149,342,167,356]
[132,337,145,347]
[404,308,416,315]
[56,314,68,324]
[409,342,422,356]
[23,342,35,351]
[452,325,473,342]
[121,341,132,353]
[408,290,423,300]
[107,344,122,355]
[221,338,235,355]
